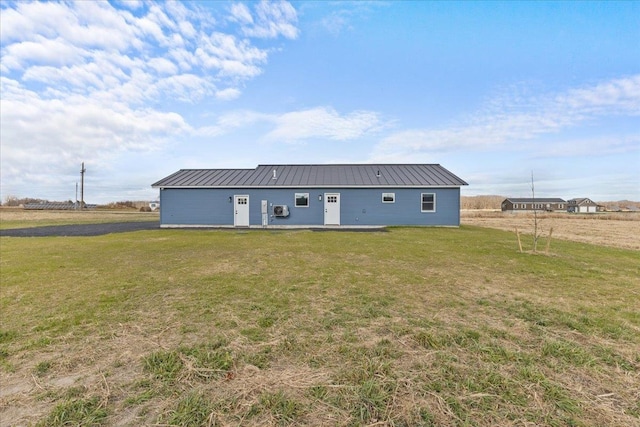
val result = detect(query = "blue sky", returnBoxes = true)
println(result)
[1,1,638,203]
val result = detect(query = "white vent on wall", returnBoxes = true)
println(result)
[273,205,289,217]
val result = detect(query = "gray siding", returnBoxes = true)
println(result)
[160,187,461,227]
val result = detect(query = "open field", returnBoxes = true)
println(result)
[0,208,158,230]
[462,210,640,251]
[1,220,639,426]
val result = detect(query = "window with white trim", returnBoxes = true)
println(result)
[295,193,309,208]
[382,193,395,203]
[421,193,436,212]
[295,193,309,207]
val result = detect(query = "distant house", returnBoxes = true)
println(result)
[152,164,468,228]
[23,202,97,210]
[501,198,566,213]
[149,201,160,211]
[567,198,599,213]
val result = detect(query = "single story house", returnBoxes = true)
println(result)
[23,202,97,210]
[567,198,599,213]
[501,198,567,212]
[151,164,468,228]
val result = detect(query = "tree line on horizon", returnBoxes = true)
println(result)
[2,195,638,211]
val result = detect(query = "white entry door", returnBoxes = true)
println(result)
[234,195,249,227]
[324,193,340,225]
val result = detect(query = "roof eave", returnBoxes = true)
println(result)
[153,184,467,189]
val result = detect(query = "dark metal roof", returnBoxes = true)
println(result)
[152,164,468,188]
[23,202,97,210]
[568,198,597,205]
[503,198,566,203]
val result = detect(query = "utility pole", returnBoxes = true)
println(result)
[80,162,86,210]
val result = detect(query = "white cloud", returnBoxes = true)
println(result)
[216,87,242,101]
[4,37,86,69]
[1,1,297,97]
[194,107,383,142]
[0,78,191,198]
[0,2,138,54]
[314,2,389,37]
[266,107,382,142]
[178,20,197,39]
[150,74,215,102]
[556,75,640,115]
[148,57,179,75]
[0,1,300,201]
[0,2,70,43]
[195,32,267,77]
[371,75,640,160]
[230,3,254,25]
[235,0,299,39]
[0,77,190,152]
[321,11,353,37]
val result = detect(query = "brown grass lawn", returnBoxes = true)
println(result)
[462,210,640,251]
[0,210,638,426]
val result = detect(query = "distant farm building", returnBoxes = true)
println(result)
[23,202,96,210]
[567,198,599,213]
[501,198,567,213]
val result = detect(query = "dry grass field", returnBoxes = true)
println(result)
[1,209,638,426]
[0,207,158,230]
[462,210,640,251]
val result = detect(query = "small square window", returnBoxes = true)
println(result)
[295,193,309,207]
[382,193,395,203]
[421,193,436,212]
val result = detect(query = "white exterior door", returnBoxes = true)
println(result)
[324,193,340,225]
[234,195,249,227]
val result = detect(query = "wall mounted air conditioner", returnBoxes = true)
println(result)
[273,205,289,217]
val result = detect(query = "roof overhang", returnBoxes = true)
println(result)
[153,184,465,189]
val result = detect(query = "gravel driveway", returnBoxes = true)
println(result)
[0,221,159,237]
